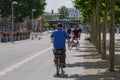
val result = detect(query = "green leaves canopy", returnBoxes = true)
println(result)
[72,0,120,24]
[72,0,96,23]
[0,0,46,22]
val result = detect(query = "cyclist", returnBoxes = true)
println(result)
[66,27,72,39]
[72,25,81,43]
[50,23,70,74]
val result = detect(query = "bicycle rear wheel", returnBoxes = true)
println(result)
[59,55,65,75]
[68,42,74,50]
[76,42,80,50]
[55,56,60,76]
[68,42,71,50]
[56,63,60,75]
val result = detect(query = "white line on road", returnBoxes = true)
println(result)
[0,47,52,76]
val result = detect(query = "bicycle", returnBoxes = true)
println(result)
[68,40,80,50]
[53,49,65,76]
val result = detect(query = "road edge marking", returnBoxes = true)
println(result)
[0,47,52,76]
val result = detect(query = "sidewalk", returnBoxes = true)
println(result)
[63,33,120,80]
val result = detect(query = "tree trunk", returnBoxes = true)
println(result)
[97,0,101,54]
[102,0,107,59]
[94,7,98,48]
[109,0,115,72]
[90,14,93,43]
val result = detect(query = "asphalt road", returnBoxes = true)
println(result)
[0,32,81,80]
[0,33,56,79]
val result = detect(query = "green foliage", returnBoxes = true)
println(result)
[72,0,96,23]
[52,24,56,28]
[58,6,69,19]
[0,0,12,17]
[44,21,50,28]
[115,1,120,24]
[72,0,120,24]
[0,0,46,22]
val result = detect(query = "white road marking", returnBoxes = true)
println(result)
[0,47,52,76]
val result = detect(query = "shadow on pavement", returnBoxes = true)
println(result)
[73,53,100,59]
[54,72,120,80]
[66,41,120,80]
[74,71,120,80]
[67,60,107,69]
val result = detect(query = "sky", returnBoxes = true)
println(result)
[45,0,74,13]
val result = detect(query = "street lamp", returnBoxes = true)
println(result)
[32,9,36,32]
[32,9,36,40]
[11,1,18,44]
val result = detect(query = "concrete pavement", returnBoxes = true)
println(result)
[0,33,120,80]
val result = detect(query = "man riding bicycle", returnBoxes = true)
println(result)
[71,25,81,43]
[50,23,69,75]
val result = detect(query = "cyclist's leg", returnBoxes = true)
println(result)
[76,36,79,43]
[72,35,75,42]
[54,54,60,75]
[76,37,80,49]
[60,49,66,68]
[54,54,58,64]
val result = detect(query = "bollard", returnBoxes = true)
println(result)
[39,37,41,40]
[35,34,37,38]
[32,36,34,40]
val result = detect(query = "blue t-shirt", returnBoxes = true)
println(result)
[51,29,68,49]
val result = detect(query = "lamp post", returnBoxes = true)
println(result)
[12,1,18,43]
[32,9,36,40]
[32,9,36,32]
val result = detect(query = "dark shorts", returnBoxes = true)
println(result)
[73,35,79,39]
[53,49,66,64]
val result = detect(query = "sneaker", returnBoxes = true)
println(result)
[61,70,65,75]
[63,64,66,68]
[56,72,60,76]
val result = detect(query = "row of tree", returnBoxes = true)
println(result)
[0,0,46,22]
[72,0,120,71]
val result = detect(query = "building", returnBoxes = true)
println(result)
[42,12,60,20]
[67,8,81,19]
[42,9,81,29]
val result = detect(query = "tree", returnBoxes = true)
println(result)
[101,0,108,59]
[109,0,115,72]
[0,0,11,17]
[72,0,118,72]
[44,21,50,28]
[0,0,46,22]
[58,6,69,19]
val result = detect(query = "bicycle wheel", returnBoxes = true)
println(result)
[68,42,72,50]
[55,57,60,76]
[76,42,80,50]
[59,55,65,75]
